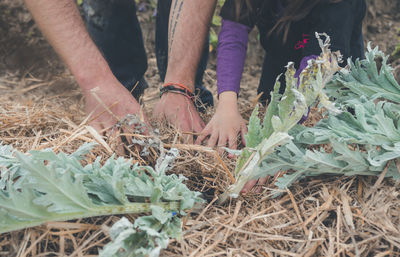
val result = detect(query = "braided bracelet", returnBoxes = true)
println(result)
[160,83,195,101]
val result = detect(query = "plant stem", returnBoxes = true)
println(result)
[0,201,180,234]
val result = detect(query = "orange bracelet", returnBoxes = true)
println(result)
[163,83,194,95]
[160,85,195,101]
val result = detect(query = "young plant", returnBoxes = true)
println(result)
[256,96,400,190]
[0,143,203,257]
[220,37,400,203]
[219,33,342,203]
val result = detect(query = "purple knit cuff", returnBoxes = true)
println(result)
[295,55,318,123]
[217,19,251,95]
[294,55,318,86]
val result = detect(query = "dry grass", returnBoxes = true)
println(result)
[1,0,400,255]
[1,71,400,257]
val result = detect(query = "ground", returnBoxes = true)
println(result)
[1,0,400,256]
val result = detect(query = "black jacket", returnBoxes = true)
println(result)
[220,0,366,102]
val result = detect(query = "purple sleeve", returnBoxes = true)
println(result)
[295,55,318,123]
[217,19,251,95]
[294,55,318,79]
[294,55,318,87]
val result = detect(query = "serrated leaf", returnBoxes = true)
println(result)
[244,105,263,148]
[16,152,95,213]
[0,143,203,256]
[261,77,282,138]
[0,185,51,221]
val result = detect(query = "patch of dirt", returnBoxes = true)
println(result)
[0,1,64,76]
[363,0,400,54]
[362,0,400,87]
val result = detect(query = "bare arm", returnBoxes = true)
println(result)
[24,0,145,132]
[166,0,217,90]
[24,0,113,89]
[153,0,216,141]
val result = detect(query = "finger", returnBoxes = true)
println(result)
[195,126,211,145]
[169,112,192,144]
[255,176,269,193]
[183,133,194,144]
[241,179,258,194]
[152,105,166,121]
[227,132,238,158]
[207,131,219,148]
[179,120,195,144]
[195,133,207,145]
[217,133,228,155]
[193,114,205,133]
[187,107,205,133]
[241,124,248,146]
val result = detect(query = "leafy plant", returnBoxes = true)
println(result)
[265,45,400,189]
[0,143,203,257]
[256,97,400,190]
[326,43,400,104]
[219,33,342,202]
[220,36,400,203]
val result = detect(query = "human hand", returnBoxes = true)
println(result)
[241,177,269,194]
[153,92,205,143]
[196,91,247,152]
[83,79,149,133]
[196,92,268,193]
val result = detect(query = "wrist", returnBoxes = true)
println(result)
[218,91,238,105]
[160,83,195,103]
[217,91,238,111]
[163,79,195,92]
[76,70,119,94]
[160,91,193,103]
[69,49,118,93]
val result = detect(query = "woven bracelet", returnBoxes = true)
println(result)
[160,84,195,101]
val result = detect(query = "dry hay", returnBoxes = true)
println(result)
[1,75,400,257]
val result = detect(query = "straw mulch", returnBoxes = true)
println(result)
[1,71,400,257]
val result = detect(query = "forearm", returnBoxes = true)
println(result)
[24,0,116,91]
[165,0,217,91]
[217,19,250,96]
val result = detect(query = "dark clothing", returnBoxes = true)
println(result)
[83,0,148,97]
[221,0,366,103]
[82,0,213,109]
